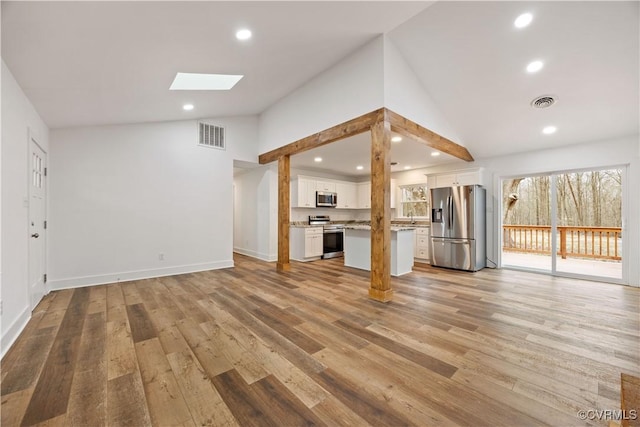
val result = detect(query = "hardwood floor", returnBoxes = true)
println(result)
[2,254,639,426]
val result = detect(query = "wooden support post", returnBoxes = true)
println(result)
[277,155,291,272]
[369,114,392,302]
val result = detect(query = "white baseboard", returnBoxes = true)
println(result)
[47,260,234,290]
[1,305,31,359]
[233,248,277,262]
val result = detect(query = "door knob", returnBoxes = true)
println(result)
[31,233,39,238]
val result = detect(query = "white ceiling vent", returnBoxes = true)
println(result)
[198,122,226,150]
[531,95,557,109]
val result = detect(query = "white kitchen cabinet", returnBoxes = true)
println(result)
[356,180,396,209]
[414,227,430,262]
[390,178,397,209]
[290,227,323,261]
[291,175,395,210]
[291,177,317,208]
[357,182,371,209]
[316,180,336,193]
[335,182,357,209]
[429,168,483,188]
[344,227,414,276]
[306,228,324,258]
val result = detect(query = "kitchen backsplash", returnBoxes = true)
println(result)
[289,207,385,222]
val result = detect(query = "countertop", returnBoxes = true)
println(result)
[290,221,429,228]
[344,225,417,232]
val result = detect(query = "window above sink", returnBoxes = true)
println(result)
[399,184,429,220]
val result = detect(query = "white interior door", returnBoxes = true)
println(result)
[28,135,47,310]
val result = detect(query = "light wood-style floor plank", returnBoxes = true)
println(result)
[2,254,638,426]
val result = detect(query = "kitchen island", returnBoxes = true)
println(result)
[343,225,415,276]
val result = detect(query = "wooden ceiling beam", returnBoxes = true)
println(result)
[264,107,475,303]
[386,109,474,162]
[258,108,385,165]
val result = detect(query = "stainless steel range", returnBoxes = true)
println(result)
[309,215,344,259]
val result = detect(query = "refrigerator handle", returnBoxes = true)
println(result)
[447,196,453,230]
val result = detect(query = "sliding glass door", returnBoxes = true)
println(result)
[501,167,623,282]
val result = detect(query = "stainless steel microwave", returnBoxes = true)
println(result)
[316,191,337,207]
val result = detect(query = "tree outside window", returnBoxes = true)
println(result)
[399,184,429,219]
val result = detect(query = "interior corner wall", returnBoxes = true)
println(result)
[382,36,463,144]
[233,164,278,262]
[258,36,385,155]
[1,60,50,356]
[48,115,259,291]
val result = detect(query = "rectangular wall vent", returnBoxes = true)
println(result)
[198,122,226,150]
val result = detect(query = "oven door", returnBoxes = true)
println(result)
[322,229,344,259]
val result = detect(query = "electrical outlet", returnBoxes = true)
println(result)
[159,253,165,261]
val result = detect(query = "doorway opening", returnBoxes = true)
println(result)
[501,167,624,282]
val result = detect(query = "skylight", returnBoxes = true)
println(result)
[169,73,243,90]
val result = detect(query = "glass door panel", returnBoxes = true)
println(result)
[501,175,552,272]
[555,169,623,280]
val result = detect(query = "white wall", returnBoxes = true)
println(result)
[233,164,278,261]
[48,116,259,290]
[392,135,640,285]
[258,36,385,154]
[1,60,50,356]
[383,37,462,144]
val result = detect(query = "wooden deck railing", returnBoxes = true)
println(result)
[503,225,622,261]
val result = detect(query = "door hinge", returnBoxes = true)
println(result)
[44,220,47,230]
[44,167,48,177]
[43,274,47,284]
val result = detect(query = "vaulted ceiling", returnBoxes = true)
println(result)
[3,1,638,172]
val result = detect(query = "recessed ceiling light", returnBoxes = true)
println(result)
[431,152,440,157]
[236,29,252,41]
[183,104,194,111]
[391,136,402,143]
[314,157,322,163]
[526,60,544,73]
[514,13,533,28]
[404,166,411,170]
[356,165,364,170]
[542,126,557,135]
[170,72,243,90]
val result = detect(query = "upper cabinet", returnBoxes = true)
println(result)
[316,180,336,193]
[357,182,371,209]
[335,182,357,209]
[291,176,316,208]
[291,175,397,210]
[428,168,484,188]
[390,179,397,209]
[355,179,395,209]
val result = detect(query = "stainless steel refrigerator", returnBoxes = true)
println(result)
[430,185,486,271]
